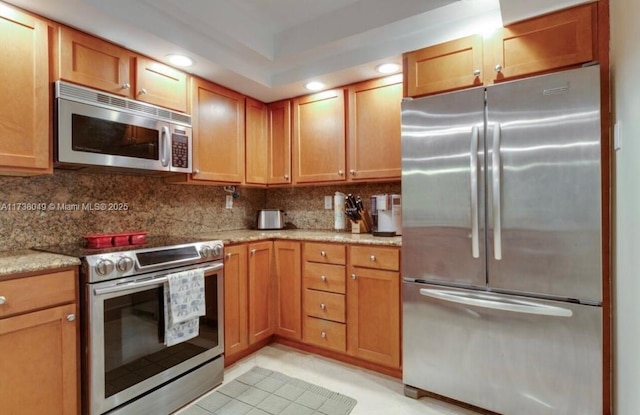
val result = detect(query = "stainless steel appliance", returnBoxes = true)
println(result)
[370,194,402,236]
[55,81,192,174]
[257,209,285,230]
[401,65,602,414]
[37,237,224,415]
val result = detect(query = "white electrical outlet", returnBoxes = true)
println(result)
[324,196,333,209]
[226,195,233,209]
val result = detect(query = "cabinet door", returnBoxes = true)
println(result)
[135,56,188,112]
[224,245,248,357]
[348,76,402,181]
[485,3,596,83]
[293,89,346,184]
[404,35,483,97]
[58,26,133,97]
[0,5,51,174]
[347,266,400,368]
[245,97,269,185]
[248,241,274,344]
[268,100,292,185]
[274,241,301,340]
[0,303,78,415]
[191,78,245,183]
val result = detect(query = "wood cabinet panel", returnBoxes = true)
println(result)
[0,270,76,318]
[347,265,400,368]
[303,242,346,265]
[404,35,483,97]
[304,289,345,323]
[274,241,301,340]
[190,78,245,183]
[303,316,346,352]
[135,56,188,112]
[293,90,346,184]
[0,4,51,174]
[303,262,346,294]
[248,241,274,344]
[0,303,78,415]
[486,3,596,83]
[224,245,248,357]
[268,100,292,185]
[350,246,400,272]
[347,77,402,181]
[245,97,269,185]
[58,25,133,97]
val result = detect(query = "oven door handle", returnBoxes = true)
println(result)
[93,263,223,296]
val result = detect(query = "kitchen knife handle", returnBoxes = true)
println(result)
[419,288,573,317]
[492,123,502,260]
[470,125,480,259]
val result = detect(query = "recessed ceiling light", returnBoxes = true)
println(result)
[305,81,325,91]
[166,54,194,67]
[376,63,400,74]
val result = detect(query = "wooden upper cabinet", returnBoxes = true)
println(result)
[293,89,346,184]
[404,35,484,97]
[347,76,402,181]
[485,3,596,83]
[190,78,245,183]
[245,97,269,185]
[135,56,188,112]
[268,100,292,185]
[58,26,134,98]
[0,4,51,175]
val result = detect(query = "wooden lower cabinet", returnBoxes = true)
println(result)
[248,241,275,344]
[0,269,78,414]
[223,244,249,357]
[274,241,301,340]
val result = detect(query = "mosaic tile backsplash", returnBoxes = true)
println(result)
[0,170,400,251]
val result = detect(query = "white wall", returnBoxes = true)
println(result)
[611,0,640,413]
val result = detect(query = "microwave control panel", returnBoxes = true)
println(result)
[171,134,189,168]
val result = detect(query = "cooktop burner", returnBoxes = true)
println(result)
[34,235,213,258]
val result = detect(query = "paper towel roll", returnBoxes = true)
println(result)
[334,192,347,231]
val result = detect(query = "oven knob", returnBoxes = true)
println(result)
[95,259,114,276]
[116,256,134,272]
[200,245,213,258]
[212,244,222,257]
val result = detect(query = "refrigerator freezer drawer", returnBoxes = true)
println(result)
[402,282,602,415]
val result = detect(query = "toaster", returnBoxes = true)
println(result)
[257,209,285,230]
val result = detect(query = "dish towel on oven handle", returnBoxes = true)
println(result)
[164,268,206,346]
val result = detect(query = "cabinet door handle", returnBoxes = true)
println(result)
[138,88,148,95]
[284,174,289,180]
[473,69,481,77]
[349,169,356,176]
[226,253,232,259]
[0,296,6,305]
[351,274,357,280]
[67,314,76,322]
[494,64,503,73]
[122,83,131,90]
[321,331,327,338]
[250,249,256,255]
[320,303,326,310]
[338,170,344,176]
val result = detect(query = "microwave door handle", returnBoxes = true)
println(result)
[160,126,170,167]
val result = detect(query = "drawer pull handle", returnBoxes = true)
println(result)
[67,314,76,322]
[0,296,6,305]
[370,255,376,261]
[321,275,327,281]
[321,251,326,257]
[320,303,326,310]
[321,331,327,338]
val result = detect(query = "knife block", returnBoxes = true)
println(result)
[350,210,372,233]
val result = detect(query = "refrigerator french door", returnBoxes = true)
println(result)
[401,65,602,415]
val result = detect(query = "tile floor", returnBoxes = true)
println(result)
[174,344,480,415]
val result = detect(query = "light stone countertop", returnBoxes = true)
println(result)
[0,230,400,278]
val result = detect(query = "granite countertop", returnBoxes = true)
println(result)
[0,230,400,278]
[0,249,81,279]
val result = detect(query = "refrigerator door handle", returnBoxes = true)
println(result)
[470,125,480,259]
[419,288,573,317]
[492,123,502,260]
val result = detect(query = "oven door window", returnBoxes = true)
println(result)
[102,276,219,398]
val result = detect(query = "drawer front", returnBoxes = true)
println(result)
[304,243,346,265]
[303,316,346,352]
[303,262,345,293]
[350,245,399,271]
[303,289,345,323]
[0,270,76,318]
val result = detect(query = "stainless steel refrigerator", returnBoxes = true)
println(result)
[401,65,602,415]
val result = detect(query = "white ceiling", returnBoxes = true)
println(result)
[7,0,591,103]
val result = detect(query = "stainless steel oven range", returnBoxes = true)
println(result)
[39,237,225,415]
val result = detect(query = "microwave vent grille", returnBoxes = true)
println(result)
[56,81,192,126]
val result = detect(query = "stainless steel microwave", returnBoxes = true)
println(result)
[55,81,192,174]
